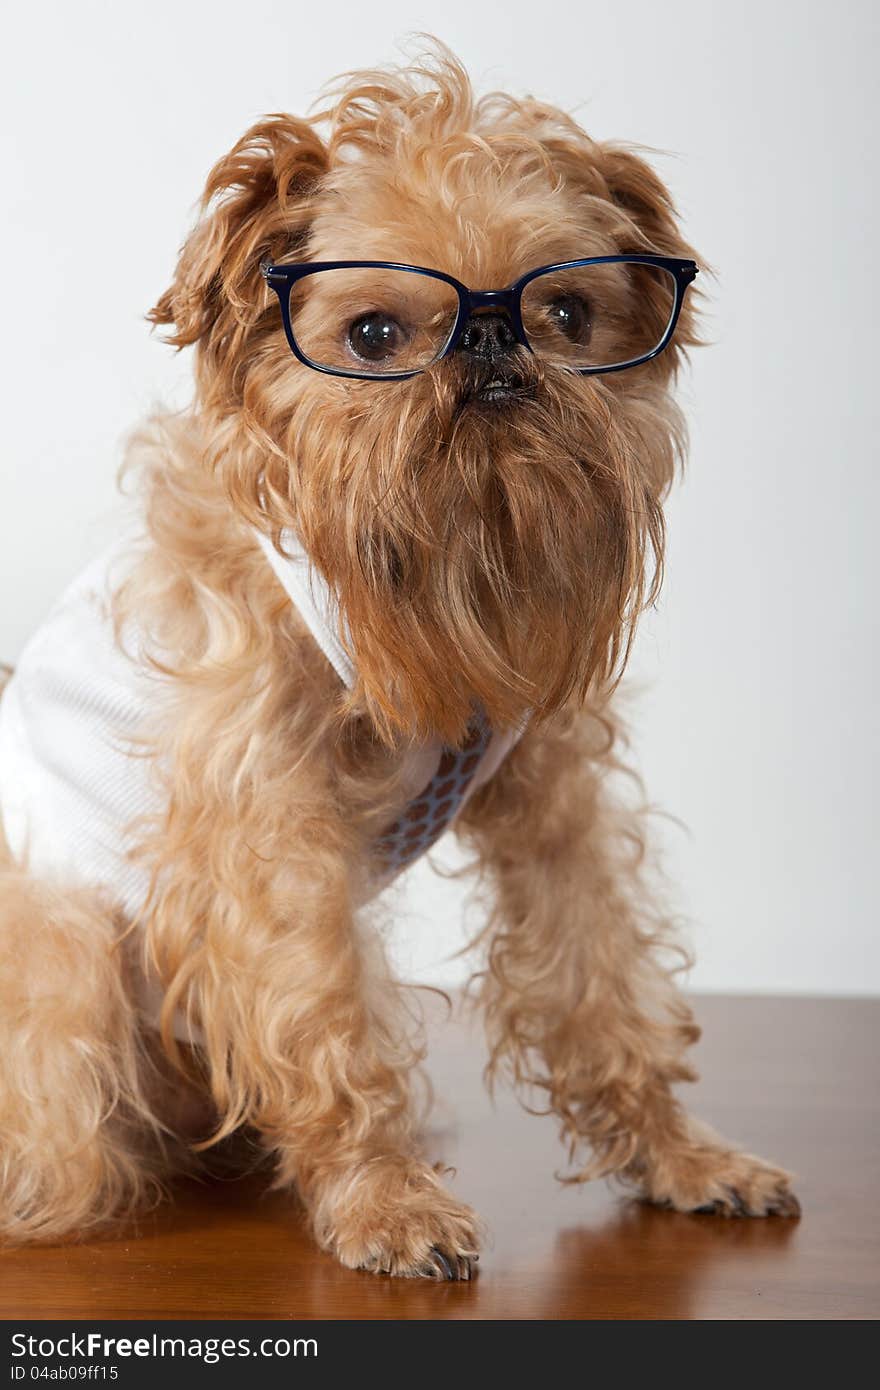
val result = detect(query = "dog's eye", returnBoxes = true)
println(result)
[347,313,405,362]
[547,294,592,345]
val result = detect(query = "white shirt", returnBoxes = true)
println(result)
[0,529,517,921]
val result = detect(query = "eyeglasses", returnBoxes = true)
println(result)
[260,254,698,381]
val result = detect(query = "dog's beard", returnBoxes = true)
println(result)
[260,352,665,744]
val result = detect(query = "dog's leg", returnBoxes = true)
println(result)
[459,706,800,1218]
[193,864,480,1279]
[0,858,166,1242]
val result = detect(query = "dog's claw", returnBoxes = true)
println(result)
[768,1184,801,1218]
[693,1182,800,1219]
[724,1185,750,1216]
[428,1246,474,1281]
[430,1248,455,1279]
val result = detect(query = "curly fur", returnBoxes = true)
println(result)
[0,41,797,1270]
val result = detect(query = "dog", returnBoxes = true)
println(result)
[0,42,799,1278]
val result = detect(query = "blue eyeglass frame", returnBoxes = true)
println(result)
[259,253,699,381]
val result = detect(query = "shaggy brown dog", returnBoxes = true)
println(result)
[0,44,798,1278]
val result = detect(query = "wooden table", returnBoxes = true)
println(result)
[2,995,877,1320]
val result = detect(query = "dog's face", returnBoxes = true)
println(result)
[153,53,699,742]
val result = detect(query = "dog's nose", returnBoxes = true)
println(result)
[458,311,517,360]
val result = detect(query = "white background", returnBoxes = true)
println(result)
[1,1,876,995]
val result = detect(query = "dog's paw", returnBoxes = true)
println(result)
[635,1142,800,1218]
[312,1157,481,1279]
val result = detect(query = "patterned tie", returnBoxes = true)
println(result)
[375,708,493,875]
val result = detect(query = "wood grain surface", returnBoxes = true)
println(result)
[2,994,877,1320]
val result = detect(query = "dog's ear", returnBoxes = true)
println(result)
[150,115,328,352]
[596,143,691,257]
[595,143,702,361]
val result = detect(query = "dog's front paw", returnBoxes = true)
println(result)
[634,1141,800,1218]
[310,1156,481,1279]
